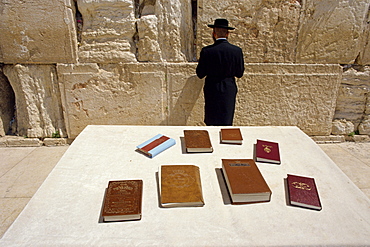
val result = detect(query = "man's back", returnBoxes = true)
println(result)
[196,39,244,80]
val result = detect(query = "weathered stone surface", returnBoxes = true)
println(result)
[198,0,370,65]
[234,64,342,136]
[166,64,204,125]
[57,63,168,138]
[197,0,301,63]
[311,135,345,144]
[77,0,137,63]
[332,119,355,135]
[155,0,194,62]
[1,0,369,65]
[358,9,370,65]
[296,0,369,64]
[43,138,68,146]
[359,118,370,135]
[0,0,77,64]
[3,64,66,138]
[57,63,341,138]
[334,66,370,129]
[0,66,15,136]
[137,15,162,62]
[0,136,41,147]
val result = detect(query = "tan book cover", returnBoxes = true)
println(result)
[220,128,243,144]
[160,164,205,207]
[102,180,143,222]
[222,159,271,204]
[183,130,213,153]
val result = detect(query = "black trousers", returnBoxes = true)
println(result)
[203,77,237,126]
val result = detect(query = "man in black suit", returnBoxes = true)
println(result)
[196,18,244,126]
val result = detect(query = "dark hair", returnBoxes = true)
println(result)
[214,27,229,38]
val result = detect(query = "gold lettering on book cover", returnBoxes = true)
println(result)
[262,145,272,153]
[292,182,312,190]
[104,181,140,214]
[168,169,195,188]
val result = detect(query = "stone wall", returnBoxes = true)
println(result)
[0,0,369,139]
[333,65,370,135]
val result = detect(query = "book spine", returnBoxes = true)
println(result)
[136,134,163,149]
[141,135,170,152]
[149,138,176,157]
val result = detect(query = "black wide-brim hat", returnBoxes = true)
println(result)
[208,18,235,30]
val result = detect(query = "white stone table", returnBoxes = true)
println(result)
[1,125,370,246]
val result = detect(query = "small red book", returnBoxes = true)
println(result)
[256,139,281,164]
[287,174,322,211]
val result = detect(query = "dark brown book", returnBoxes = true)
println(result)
[102,180,143,221]
[183,130,213,153]
[160,164,205,207]
[222,159,272,204]
[287,174,322,211]
[220,128,243,144]
[256,139,281,164]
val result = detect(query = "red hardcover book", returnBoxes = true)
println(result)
[256,139,281,164]
[287,174,322,211]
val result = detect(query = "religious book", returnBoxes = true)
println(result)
[102,180,143,222]
[159,164,205,207]
[183,130,213,153]
[220,128,243,144]
[136,134,176,158]
[222,159,272,204]
[256,139,281,164]
[287,174,322,211]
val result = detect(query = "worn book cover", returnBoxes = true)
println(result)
[222,159,271,204]
[136,134,176,158]
[183,130,213,153]
[256,139,281,164]
[160,164,205,207]
[102,180,143,222]
[287,174,322,211]
[220,128,243,144]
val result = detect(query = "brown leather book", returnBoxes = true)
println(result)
[222,159,272,204]
[220,128,243,144]
[102,180,143,221]
[160,164,205,207]
[256,139,281,164]
[183,130,213,152]
[287,174,322,211]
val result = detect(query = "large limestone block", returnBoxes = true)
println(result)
[334,66,370,129]
[359,19,370,65]
[57,63,168,138]
[296,0,369,64]
[166,63,204,125]
[234,64,342,135]
[155,0,194,62]
[3,64,66,138]
[137,15,162,62]
[58,63,342,138]
[0,0,77,64]
[197,0,301,63]
[77,0,137,63]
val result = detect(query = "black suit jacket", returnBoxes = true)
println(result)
[196,39,244,126]
[196,39,244,80]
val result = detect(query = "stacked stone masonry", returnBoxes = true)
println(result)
[0,0,369,139]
